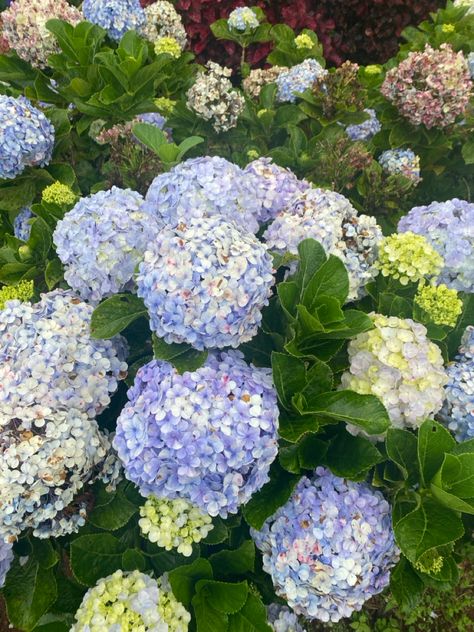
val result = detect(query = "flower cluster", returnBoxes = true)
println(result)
[42,182,76,205]
[0,0,81,68]
[114,351,279,517]
[82,0,146,41]
[252,468,399,623]
[0,280,33,310]
[439,326,474,442]
[143,156,262,233]
[398,198,474,292]
[468,51,474,79]
[381,44,472,128]
[243,157,311,224]
[141,0,187,49]
[71,570,190,632]
[136,217,274,349]
[345,108,381,142]
[0,407,119,540]
[228,7,259,31]
[139,496,213,556]
[0,95,55,180]
[341,314,447,433]
[375,231,443,285]
[243,66,287,99]
[276,58,327,103]
[0,541,13,588]
[267,604,306,632]
[414,283,463,327]
[186,61,245,132]
[0,290,127,420]
[378,148,421,183]
[13,207,32,241]
[53,187,158,303]
[263,188,382,301]
[295,33,313,49]
[154,35,182,57]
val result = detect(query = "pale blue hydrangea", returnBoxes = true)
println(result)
[144,156,262,233]
[136,216,274,350]
[378,148,420,183]
[114,351,279,517]
[346,108,381,141]
[135,111,172,140]
[398,199,474,292]
[267,604,306,632]
[82,0,146,41]
[252,468,399,623]
[468,52,474,79]
[0,95,54,179]
[0,541,13,588]
[439,326,474,442]
[228,7,259,31]
[263,188,382,301]
[276,59,327,103]
[53,187,159,303]
[244,157,311,224]
[13,207,33,241]
[0,290,127,420]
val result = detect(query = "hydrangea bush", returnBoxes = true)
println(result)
[0,2,473,631]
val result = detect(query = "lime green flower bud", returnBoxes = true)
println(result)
[365,64,382,75]
[0,280,34,309]
[414,550,444,575]
[294,33,313,50]
[247,149,259,160]
[441,23,455,33]
[42,182,76,205]
[376,231,443,285]
[18,245,32,261]
[154,36,181,58]
[415,283,463,327]
[154,97,176,116]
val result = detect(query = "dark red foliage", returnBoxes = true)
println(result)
[142,0,445,68]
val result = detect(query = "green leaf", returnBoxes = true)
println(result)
[299,360,333,399]
[278,412,321,443]
[462,138,474,164]
[3,557,57,632]
[196,580,248,614]
[430,484,474,514]
[132,122,168,154]
[385,428,419,484]
[44,258,64,290]
[209,541,255,578]
[301,255,349,308]
[243,462,299,529]
[271,352,306,409]
[28,217,52,260]
[297,434,328,469]
[417,419,455,486]
[325,430,383,479]
[177,136,205,160]
[70,534,125,586]
[389,556,424,609]
[169,559,213,609]
[228,593,273,632]
[202,517,228,545]
[292,239,327,293]
[152,335,208,373]
[434,453,474,498]
[31,539,59,570]
[88,485,137,530]
[90,294,147,339]
[122,549,146,571]
[192,591,228,632]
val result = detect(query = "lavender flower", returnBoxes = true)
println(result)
[378,149,421,183]
[13,207,33,241]
[136,216,274,349]
[82,0,146,41]
[398,199,474,292]
[345,108,381,141]
[114,351,279,517]
[252,468,399,623]
[276,59,327,103]
[0,95,54,180]
[0,541,13,587]
[267,604,306,632]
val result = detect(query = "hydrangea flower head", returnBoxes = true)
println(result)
[13,207,33,241]
[243,66,287,99]
[378,149,421,183]
[1,0,81,68]
[381,44,472,128]
[345,108,381,141]
[42,182,76,205]
[141,0,187,49]
[139,496,213,556]
[276,58,327,103]
[439,326,474,442]
[53,187,159,303]
[267,604,306,631]
[228,7,259,31]
[341,314,447,433]
[468,52,474,80]
[0,541,13,587]
[398,198,474,292]
[375,231,444,285]
[0,281,34,310]
[0,289,127,419]
[244,157,311,224]
[71,570,190,632]
[0,95,55,179]
[82,0,146,41]
[154,35,181,57]
[186,61,245,132]
[294,33,313,50]
[263,188,382,301]
[415,283,463,327]
[144,156,262,233]
[136,217,273,349]
[252,468,399,623]
[114,351,279,517]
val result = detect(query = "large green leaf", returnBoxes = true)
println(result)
[152,335,208,373]
[301,255,349,308]
[417,419,455,486]
[90,294,147,339]
[271,352,306,409]
[228,593,273,632]
[386,428,419,484]
[389,556,424,609]
[209,541,255,578]
[168,559,213,608]
[88,484,138,530]
[326,430,383,479]
[195,580,248,614]
[70,534,125,586]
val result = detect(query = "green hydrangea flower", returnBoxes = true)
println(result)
[414,550,444,575]
[294,33,313,49]
[376,231,444,285]
[415,283,463,327]
[154,96,176,116]
[0,280,34,309]
[365,64,382,74]
[42,182,76,205]
[154,36,181,58]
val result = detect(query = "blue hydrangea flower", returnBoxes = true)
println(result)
[0,95,54,179]
[276,59,327,103]
[244,157,311,224]
[267,604,306,632]
[378,148,420,183]
[439,326,474,442]
[345,108,381,141]
[398,199,474,292]
[136,216,274,349]
[0,541,13,587]
[114,351,279,517]
[143,156,262,233]
[53,187,159,303]
[82,0,146,41]
[228,7,259,31]
[252,468,399,623]
[13,207,33,241]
